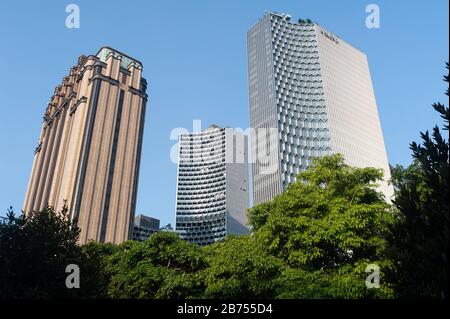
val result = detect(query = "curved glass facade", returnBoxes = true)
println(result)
[248,12,393,204]
[175,126,250,245]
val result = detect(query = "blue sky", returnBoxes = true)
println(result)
[0,0,448,226]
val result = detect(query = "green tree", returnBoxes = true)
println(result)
[0,206,83,298]
[203,236,284,298]
[275,264,391,299]
[78,241,119,298]
[105,232,207,298]
[248,154,395,298]
[389,63,449,298]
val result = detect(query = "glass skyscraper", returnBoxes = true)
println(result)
[248,12,393,205]
[175,125,250,245]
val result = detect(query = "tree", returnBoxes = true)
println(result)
[248,154,395,298]
[389,63,449,298]
[78,241,119,298]
[203,236,284,299]
[105,232,207,299]
[0,206,83,298]
[275,264,390,299]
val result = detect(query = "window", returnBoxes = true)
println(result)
[121,72,127,85]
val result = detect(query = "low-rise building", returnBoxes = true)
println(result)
[132,214,160,242]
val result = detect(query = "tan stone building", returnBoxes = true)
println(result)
[23,47,148,244]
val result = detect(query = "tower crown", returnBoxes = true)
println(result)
[96,46,143,70]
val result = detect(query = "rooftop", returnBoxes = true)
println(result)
[96,46,143,69]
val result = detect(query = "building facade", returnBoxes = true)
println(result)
[23,47,148,244]
[247,12,393,205]
[132,214,160,242]
[175,125,250,245]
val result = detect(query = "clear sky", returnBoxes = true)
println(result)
[0,0,448,226]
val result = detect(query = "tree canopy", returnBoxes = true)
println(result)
[0,206,82,298]
[388,63,449,298]
[248,154,395,298]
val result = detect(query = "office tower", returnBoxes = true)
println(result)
[23,47,147,244]
[175,125,250,245]
[132,214,160,242]
[247,12,393,205]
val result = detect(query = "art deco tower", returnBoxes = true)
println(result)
[248,12,393,205]
[23,47,147,244]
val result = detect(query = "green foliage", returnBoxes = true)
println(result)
[298,18,313,24]
[79,241,119,298]
[1,155,397,299]
[203,236,283,298]
[248,154,395,298]
[388,63,449,298]
[0,206,83,298]
[104,232,207,299]
[249,155,393,267]
[276,261,394,299]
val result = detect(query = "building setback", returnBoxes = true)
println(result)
[175,125,250,245]
[247,12,394,205]
[23,46,148,244]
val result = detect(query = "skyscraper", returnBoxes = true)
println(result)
[247,12,393,205]
[23,47,147,244]
[175,125,250,245]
